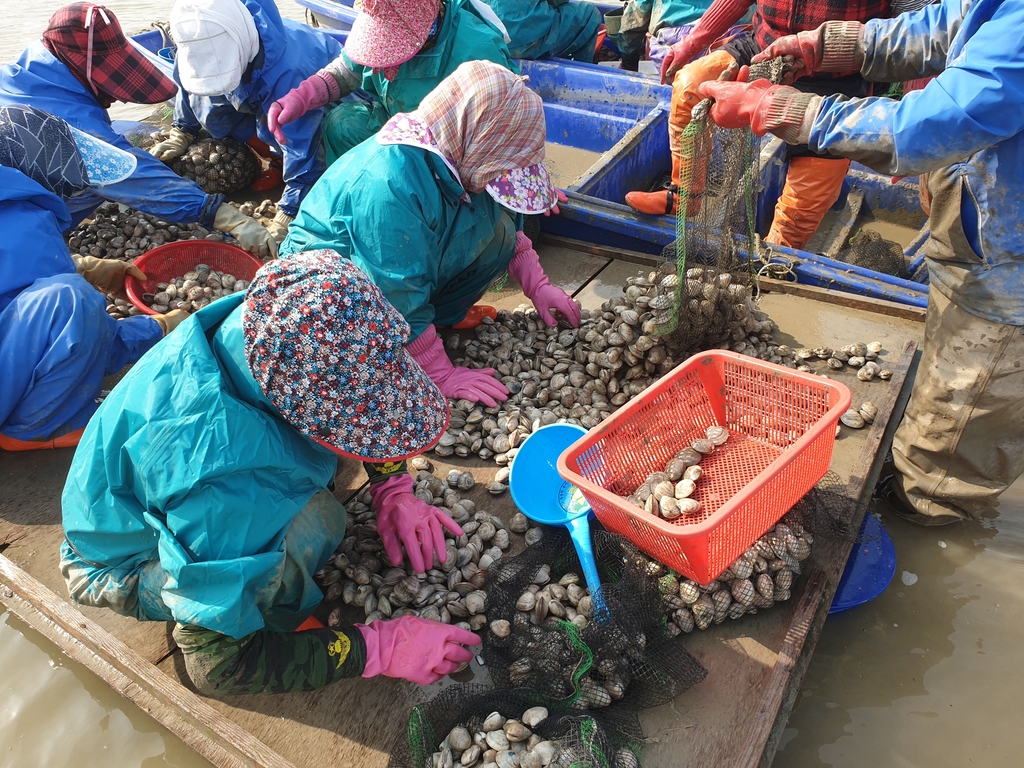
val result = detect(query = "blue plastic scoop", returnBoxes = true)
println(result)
[509,423,609,621]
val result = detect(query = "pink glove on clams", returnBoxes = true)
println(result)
[357,616,480,685]
[408,324,509,407]
[267,71,339,145]
[508,232,582,328]
[368,473,464,574]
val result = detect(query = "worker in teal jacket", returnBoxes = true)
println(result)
[609,0,714,70]
[701,0,1024,525]
[61,252,480,695]
[151,0,341,242]
[486,0,601,62]
[266,0,517,163]
[281,62,581,409]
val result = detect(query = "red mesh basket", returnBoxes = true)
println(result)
[125,241,264,315]
[557,350,851,585]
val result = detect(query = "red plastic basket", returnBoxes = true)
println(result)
[125,241,264,316]
[557,350,851,585]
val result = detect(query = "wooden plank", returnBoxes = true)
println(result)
[758,277,927,322]
[742,340,918,768]
[0,554,296,768]
[540,234,664,268]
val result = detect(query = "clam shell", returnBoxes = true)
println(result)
[691,438,714,454]
[705,425,729,446]
[840,410,865,429]
[674,479,696,499]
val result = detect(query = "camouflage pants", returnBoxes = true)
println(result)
[173,623,367,696]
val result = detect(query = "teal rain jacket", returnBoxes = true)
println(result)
[486,0,601,61]
[61,296,344,639]
[807,0,1024,325]
[280,140,518,342]
[171,0,341,216]
[0,42,222,229]
[319,0,517,159]
[614,0,713,55]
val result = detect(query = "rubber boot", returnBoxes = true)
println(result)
[452,305,498,329]
[0,426,86,452]
[766,156,851,250]
[625,153,681,216]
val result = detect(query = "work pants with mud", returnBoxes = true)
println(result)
[0,274,161,443]
[667,32,872,249]
[892,287,1024,524]
[173,622,367,696]
[320,97,391,167]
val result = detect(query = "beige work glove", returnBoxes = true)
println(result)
[213,203,279,260]
[265,211,294,244]
[74,256,146,297]
[149,127,195,162]
[153,308,189,335]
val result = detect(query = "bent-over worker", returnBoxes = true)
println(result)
[484,0,601,62]
[154,0,341,243]
[701,0,1024,524]
[61,252,480,694]
[0,2,277,259]
[281,61,580,409]
[0,105,186,452]
[267,0,516,163]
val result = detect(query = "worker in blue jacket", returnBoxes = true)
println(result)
[0,2,277,258]
[701,0,1024,525]
[61,252,480,695]
[485,0,601,62]
[151,0,341,244]
[0,105,187,452]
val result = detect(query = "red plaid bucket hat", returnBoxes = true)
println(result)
[43,3,177,105]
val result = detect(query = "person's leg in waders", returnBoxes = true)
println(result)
[882,289,1024,525]
[625,48,735,215]
[320,99,391,166]
[432,213,518,328]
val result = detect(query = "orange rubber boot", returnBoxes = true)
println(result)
[625,152,681,215]
[766,156,851,250]
[0,426,86,452]
[453,305,498,329]
[625,49,734,217]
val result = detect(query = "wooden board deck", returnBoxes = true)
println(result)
[0,241,924,768]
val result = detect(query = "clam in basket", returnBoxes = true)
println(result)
[125,241,264,316]
[557,350,852,585]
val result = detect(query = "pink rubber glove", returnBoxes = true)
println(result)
[368,473,464,573]
[508,232,582,328]
[407,324,509,407]
[267,72,338,145]
[357,616,481,684]
[543,188,569,217]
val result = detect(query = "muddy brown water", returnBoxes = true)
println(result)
[544,143,602,188]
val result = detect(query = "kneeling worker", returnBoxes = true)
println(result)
[61,252,479,694]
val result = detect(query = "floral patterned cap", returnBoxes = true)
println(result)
[242,250,449,461]
[345,0,440,70]
[485,162,557,215]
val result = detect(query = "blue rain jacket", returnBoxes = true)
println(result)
[0,41,222,229]
[808,0,1024,325]
[0,168,161,440]
[172,0,341,216]
[486,0,601,60]
[61,296,344,639]
[280,140,518,342]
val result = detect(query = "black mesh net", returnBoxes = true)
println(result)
[483,529,707,707]
[169,135,259,194]
[835,229,910,278]
[395,684,644,768]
